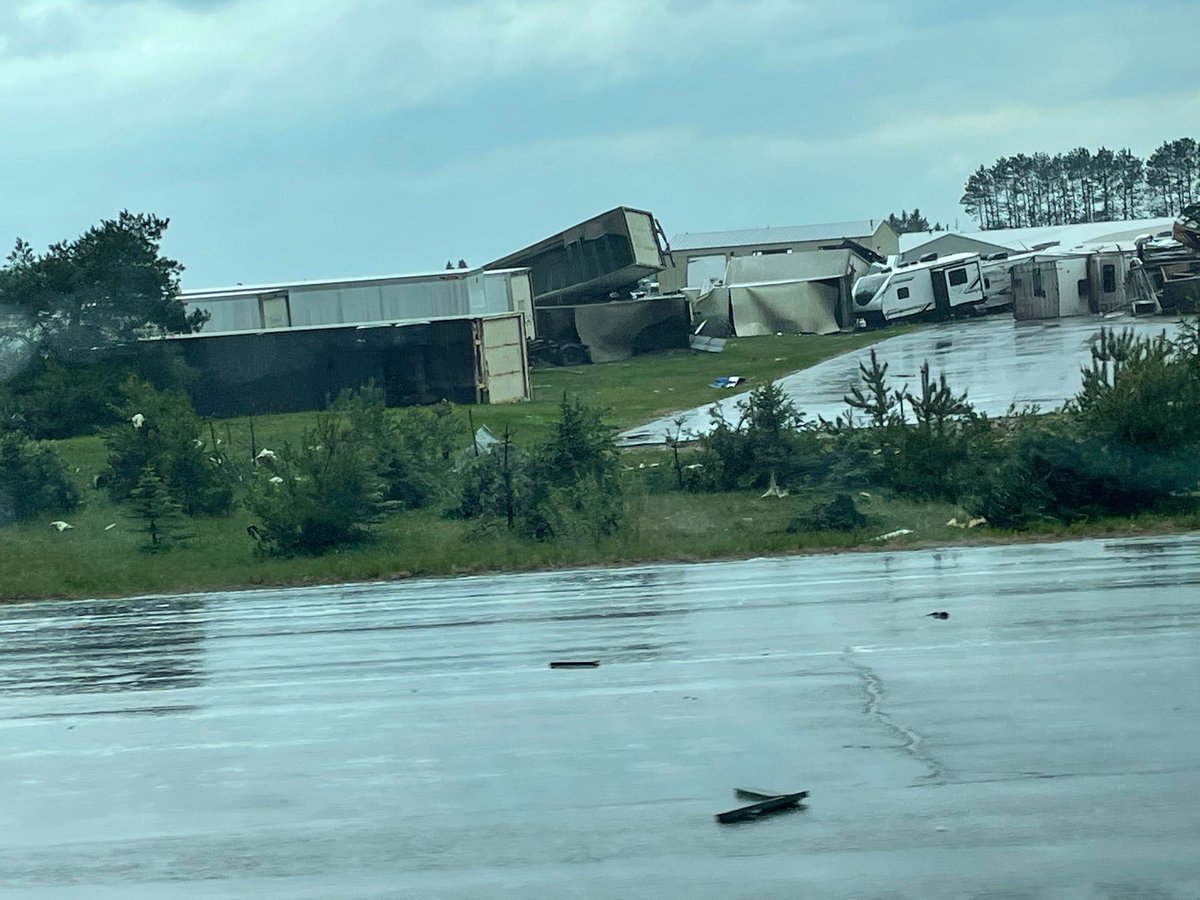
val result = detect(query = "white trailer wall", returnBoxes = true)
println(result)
[183,269,535,336]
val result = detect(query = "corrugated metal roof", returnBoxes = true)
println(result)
[670,219,881,252]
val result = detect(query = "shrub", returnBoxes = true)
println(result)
[691,381,827,492]
[0,430,81,525]
[332,385,461,510]
[0,345,194,439]
[101,378,235,516]
[786,493,867,533]
[520,395,624,542]
[244,415,384,555]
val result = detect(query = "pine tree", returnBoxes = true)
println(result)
[129,465,187,552]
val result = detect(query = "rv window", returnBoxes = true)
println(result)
[897,287,910,300]
[1102,264,1117,293]
[753,248,790,256]
[947,268,969,287]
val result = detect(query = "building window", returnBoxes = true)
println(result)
[897,286,910,299]
[1033,268,1044,297]
[1102,264,1117,294]
[947,268,969,286]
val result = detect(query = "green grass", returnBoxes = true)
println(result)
[6,325,1199,602]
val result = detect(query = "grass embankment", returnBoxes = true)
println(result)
[4,326,1197,601]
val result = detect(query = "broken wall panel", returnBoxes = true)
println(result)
[572,298,689,363]
[730,282,840,336]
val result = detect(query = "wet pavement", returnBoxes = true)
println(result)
[620,316,1186,445]
[3,536,1200,898]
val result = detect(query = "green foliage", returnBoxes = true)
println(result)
[0,211,205,360]
[975,324,1200,527]
[102,379,235,516]
[128,465,188,552]
[886,209,942,234]
[331,385,461,510]
[842,348,901,429]
[1071,327,1200,450]
[0,343,195,439]
[0,430,81,525]
[692,381,826,492]
[453,429,529,526]
[245,414,384,556]
[520,395,624,542]
[786,493,867,533]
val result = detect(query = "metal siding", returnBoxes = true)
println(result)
[289,287,345,327]
[189,296,262,333]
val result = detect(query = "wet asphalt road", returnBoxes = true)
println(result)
[3,536,1200,899]
[620,316,1185,445]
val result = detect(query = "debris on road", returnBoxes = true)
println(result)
[549,660,600,669]
[716,789,809,824]
[709,376,743,389]
[926,611,950,620]
[871,528,914,542]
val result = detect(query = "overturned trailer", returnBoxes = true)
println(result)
[851,252,985,325]
[485,206,688,363]
[161,313,530,418]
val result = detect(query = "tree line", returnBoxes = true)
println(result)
[960,138,1199,230]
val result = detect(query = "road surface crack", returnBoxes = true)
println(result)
[843,649,948,783]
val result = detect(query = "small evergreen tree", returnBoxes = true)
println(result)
[244,415,384,555]
[520,395,624,542]
[102,378,234,516]
[692,381,827,492]
[128,465,187,551]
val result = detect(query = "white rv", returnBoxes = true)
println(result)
[851,252,985,325]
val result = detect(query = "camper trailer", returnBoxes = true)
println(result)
[851,252,985,325]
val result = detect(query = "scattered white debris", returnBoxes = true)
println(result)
[760,473,788,499]
[859,491,871,499]
[268,475,283,484]
[946,517,964,528]
[871,528,914,542]
[967,516,987,528]
[104,523,117,531]
[193,439,205,448]
[49,520,73,532]
[131,413,145,429]
[255,448,277,461]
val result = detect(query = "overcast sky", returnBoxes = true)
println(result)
[1,0,1197,288]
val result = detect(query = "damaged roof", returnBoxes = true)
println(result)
[671,219,883,251]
